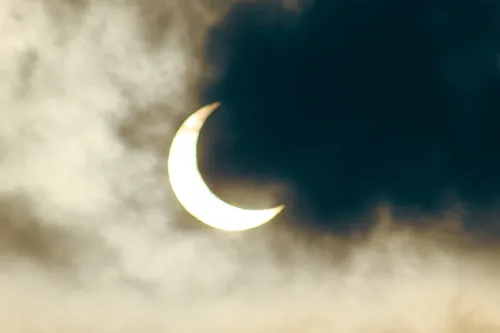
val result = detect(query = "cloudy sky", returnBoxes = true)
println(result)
[0,0,500,332]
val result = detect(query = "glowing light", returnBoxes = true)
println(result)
[167,103,284,231]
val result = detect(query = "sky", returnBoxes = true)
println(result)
[0,0,500,332]
[200,0,500,234]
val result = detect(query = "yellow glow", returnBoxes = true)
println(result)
[167,103,284,231]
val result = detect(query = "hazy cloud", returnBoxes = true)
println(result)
[0,0,499,332]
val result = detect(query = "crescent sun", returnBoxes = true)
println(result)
[167,102,284,232]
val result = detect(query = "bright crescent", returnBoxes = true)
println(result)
[167,102,284,231]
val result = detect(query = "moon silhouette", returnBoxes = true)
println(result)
[167,102,284,231]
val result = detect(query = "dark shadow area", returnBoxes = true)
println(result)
[198,0,500,234]
[0,194,74,267]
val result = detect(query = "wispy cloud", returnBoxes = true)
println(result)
[0,1,499,332]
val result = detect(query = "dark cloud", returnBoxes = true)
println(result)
[0,194,73,266]
[14,48,39,98]
[200,0,500,233]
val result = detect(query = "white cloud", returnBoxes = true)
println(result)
[0,0,499,332]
